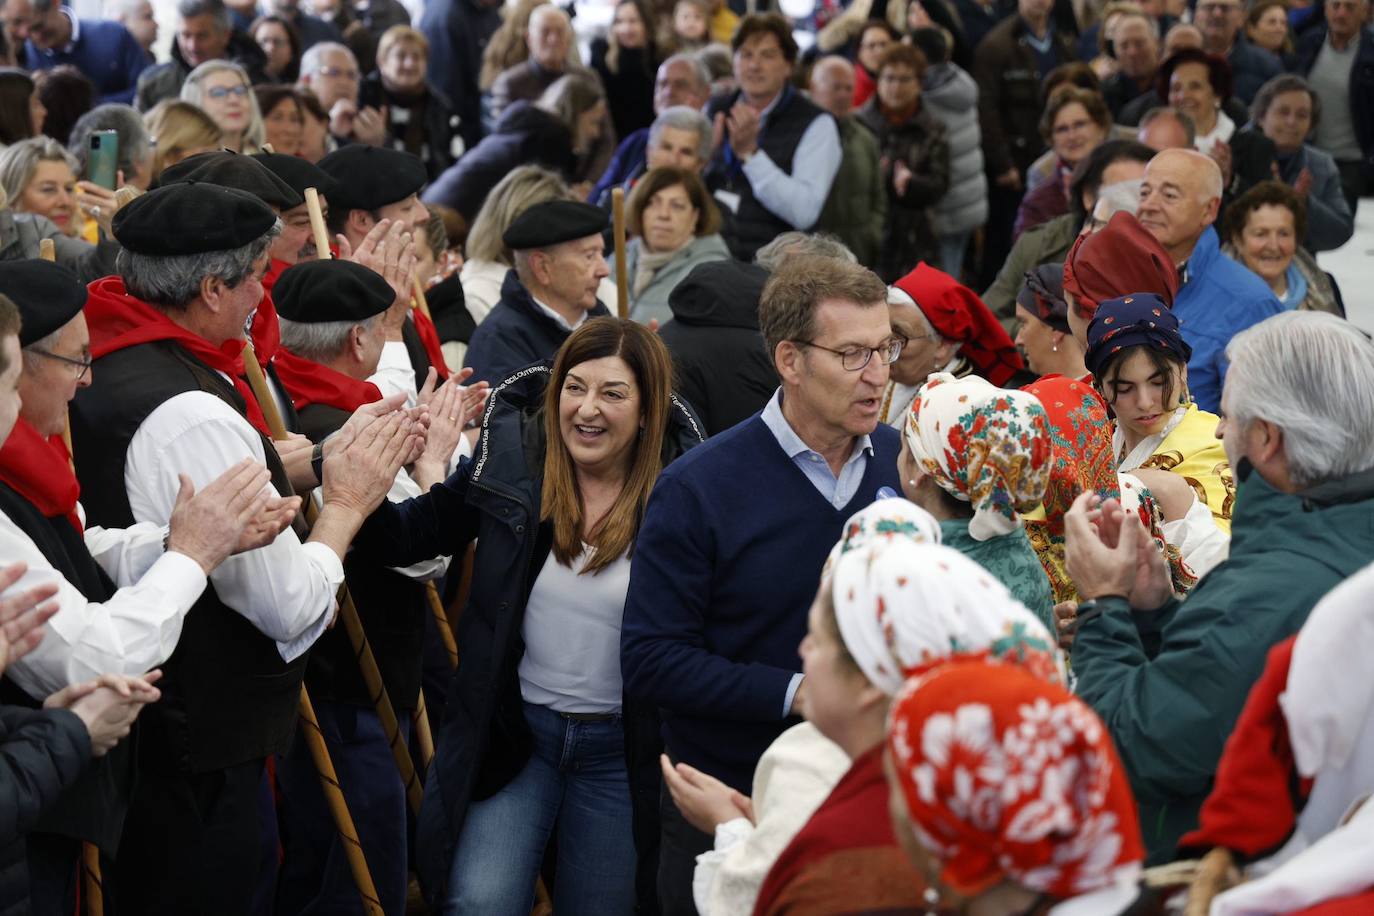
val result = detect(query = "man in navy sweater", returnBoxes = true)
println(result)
[622,254,903,914]
[21,0,149,104]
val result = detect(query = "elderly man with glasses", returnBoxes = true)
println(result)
[622,253,902,914]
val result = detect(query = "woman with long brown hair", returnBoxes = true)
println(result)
[352,317,704,913]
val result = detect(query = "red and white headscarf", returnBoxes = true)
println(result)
[822,496,943,580]
[904,373,1053,542]
[832,540,1064,695]
[887,660,1145,899]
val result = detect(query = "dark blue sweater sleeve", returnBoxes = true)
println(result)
[0,706,91,842]
[105,29,150,104]
[621,474,797,722]
[351,461,480,567]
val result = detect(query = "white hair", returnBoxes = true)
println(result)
[528,4,570,32]
[1224,312,1374,487]
[300,41,355,78]
[887,285,950,344]
[648,106,712,164]
[279,315,378,362]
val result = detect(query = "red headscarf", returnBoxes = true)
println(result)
[272,349,382,413]
[1062,212,1180,318]
[887,659,1145,900]
[892,263,1024,386]
[0,420,82,534]
[85,277,271,436]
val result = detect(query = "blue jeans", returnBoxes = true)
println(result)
[443,701,637,916]
[938,230,972,281]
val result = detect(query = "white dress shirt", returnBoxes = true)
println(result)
[0,505,206,698]
[125,388,343,662]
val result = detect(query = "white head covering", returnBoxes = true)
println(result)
[831,539,1066,696]
[821,496,942,580]
[903,373,1053,542]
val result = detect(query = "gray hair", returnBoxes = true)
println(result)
[279,315,378,362]
[1250,73,1321,134]
[300,41,355,78]
[754,231,857,272]
[648,106,712,164]
[32,0,58,13]
[177,0,230,30]
[68,104,153,178]
[660,52,711,93]
[1139,105,1196,146]
[116,220,281,310]
[1224,312,1374,488]
[0,137,78,208]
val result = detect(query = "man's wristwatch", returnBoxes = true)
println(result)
[311,441,325,483]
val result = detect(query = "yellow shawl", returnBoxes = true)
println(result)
[1136,403,1234,533]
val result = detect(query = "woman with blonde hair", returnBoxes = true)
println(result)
[142,100,223,179]
[351,317,704,912]
[179,60,264,153]
[0,137,117,240]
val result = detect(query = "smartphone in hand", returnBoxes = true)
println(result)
[88,130,119,190]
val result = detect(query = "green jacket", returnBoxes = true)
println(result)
[941,519,1056,634]
[1073,463,1374,862]
[814,116,886,271]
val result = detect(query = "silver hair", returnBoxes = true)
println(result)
[754,231,857,272]
[20,327,63,371]
[648,106,712,164]
[279,315,378,362]
[660,52,711,93]
[177,0,230,30]
[181,60,266,149]
[116,220,281,310]
[68,104,153,177]
[300,41,355,78]
[1138,105,1196,146]
[1223,311,1374,488]
[0,137,79,208]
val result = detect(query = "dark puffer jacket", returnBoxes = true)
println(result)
[0,707,91,915]
[351,361,705,906]
[659,259,777,437]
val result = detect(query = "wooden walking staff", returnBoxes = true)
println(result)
[408,275,461,671]
[611,187,628,319]
[239,347,385,912]
[240,343,424,816]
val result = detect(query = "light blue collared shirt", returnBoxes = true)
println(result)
[760,388,875,716]
[760,389,874,509]
[738,90,842,230]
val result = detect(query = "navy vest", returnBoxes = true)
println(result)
[704,86,831,260]
[69,340,306,773]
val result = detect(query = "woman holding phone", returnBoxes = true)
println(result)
[0,138,118,240]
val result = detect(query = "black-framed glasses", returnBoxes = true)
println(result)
[28,348,92,381]
[793,338,904,371]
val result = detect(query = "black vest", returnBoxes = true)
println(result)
[0,487,131,855]
[69,340,306,773]
[295,402,427,714]
[703,86,831,260]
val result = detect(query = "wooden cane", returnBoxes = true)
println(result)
[305,187,332,260]
[299,686,386,915]
[412,690,435,773]
[240,344,424,816]
[1185,848,1239,916]
[406,275,462,671]
[611,187,628,319]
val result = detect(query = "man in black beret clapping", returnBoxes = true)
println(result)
[463,199,613,386]
[68,181,421,914]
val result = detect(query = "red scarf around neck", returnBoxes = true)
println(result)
[272,349,382,412]
[410,307,450,380]
[0,419,82,534]
[85,277,271,435]
[249,259,291,368]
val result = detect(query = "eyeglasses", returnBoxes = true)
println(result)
[206,84,249,100]
[318,65,360,80]
[793,338,904,371]
[28,347,91,381]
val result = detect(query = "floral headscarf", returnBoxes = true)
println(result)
[832,540,1065,695]
[887,659,1145,899]
[904,373,1053,542]
[822,496,943,579]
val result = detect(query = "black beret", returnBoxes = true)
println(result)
[502,200,608,251]
[274,259,394,324]
[113,181,278,255]
[0,260,86,347]
[251,152,340,202]
[158,151,303,211]
[316,146,427,212]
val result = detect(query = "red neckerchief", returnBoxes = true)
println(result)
[0,419,82,534]
[85,276,271,435]
[410,307,450,380]
[249,259,291,367]
[272,349,382,412]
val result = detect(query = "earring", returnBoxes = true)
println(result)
[1052,343,1058,352]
